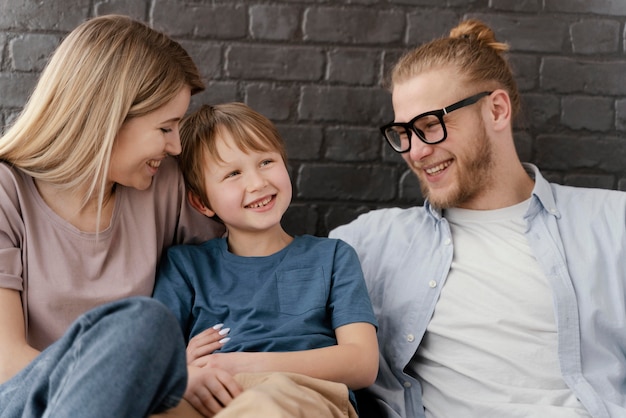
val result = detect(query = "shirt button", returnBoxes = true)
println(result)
[443,238,451,245]
[407,334,415,342]
[428,280,437,288]
[403,381,412,388]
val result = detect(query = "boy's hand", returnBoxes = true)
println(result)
[185,366,242,417]
[187,324,230,366]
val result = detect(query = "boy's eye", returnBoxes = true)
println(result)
[260,159,273,167]
[225,171,240,179]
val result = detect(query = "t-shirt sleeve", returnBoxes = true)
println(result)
[328,239,378,330]
[0,164,25,291]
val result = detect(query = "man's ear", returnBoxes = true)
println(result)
[188,190,216,218]
[488,89,512,132]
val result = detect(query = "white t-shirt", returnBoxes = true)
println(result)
[0,157,224,350]
[408,199,590,417]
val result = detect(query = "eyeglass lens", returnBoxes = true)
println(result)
[384,114,444,151]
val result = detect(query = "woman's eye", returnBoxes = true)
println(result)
[160,128,172,133]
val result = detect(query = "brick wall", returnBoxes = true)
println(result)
[1,0,625,236]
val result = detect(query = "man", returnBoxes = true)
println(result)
[330,18,626,418]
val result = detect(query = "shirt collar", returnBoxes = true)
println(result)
[524,163,561,219]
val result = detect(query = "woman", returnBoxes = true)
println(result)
[0,15,223,417]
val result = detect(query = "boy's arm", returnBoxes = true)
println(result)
[200,321,378,389]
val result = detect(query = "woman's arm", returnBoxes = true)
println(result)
[0,288,39,384]
[198,322,379,389]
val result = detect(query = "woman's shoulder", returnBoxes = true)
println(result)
[0,161,31,201]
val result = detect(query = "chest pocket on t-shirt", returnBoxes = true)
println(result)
[277,267,326,315]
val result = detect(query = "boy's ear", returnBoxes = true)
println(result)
[188,190,216,218]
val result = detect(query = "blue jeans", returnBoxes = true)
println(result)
[0,297,187,418]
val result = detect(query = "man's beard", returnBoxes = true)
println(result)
[419,123,494,209]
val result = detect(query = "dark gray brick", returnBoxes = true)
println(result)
[327,48,379,86]
[190,81,240,110]
[617,99,626,131]
[513,131,533,163]
[509,54,540,92]
[280,124,324,160]
[570,19,620,54]
[283,203,318,236]
[94,0,146,21]
[245,83,299,121]
[303,7,404,44]
[324,204,374,236]
[227,45,324,81]
[299,85,391,124]
[0,33,6,68]
[9,34,60,72]
[534,134,626,172]
[250,5,300,41]
[0,1,88,31]
[406,9,460,46]
[324,126,381,162]
[467,14,569,53]
[542,57,626,95]
[297,163,397,201]
[0,72,37,108]
[518,93,560,130]
[489,0,542,12]
[179,41,222,80]
[546,0,626,16]
[561,96,614,132]
[152,1,247,38]
[563,173,615,189]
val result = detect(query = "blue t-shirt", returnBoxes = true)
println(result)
[154,235,377,353]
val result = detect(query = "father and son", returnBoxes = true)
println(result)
[7,14,626,418]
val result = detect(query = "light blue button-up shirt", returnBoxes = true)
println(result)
[330,164,626,418]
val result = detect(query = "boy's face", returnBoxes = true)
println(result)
[194,130,292,236]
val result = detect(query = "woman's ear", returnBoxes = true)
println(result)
[488,89,512,132]
[188,190,216,218]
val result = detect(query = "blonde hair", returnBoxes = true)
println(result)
[179,102,287,208]
[0,14,204,209]
[390,19,520,118]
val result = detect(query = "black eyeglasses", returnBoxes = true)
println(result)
[380,91,493,153]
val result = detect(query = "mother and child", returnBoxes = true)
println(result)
[0,13,377,418]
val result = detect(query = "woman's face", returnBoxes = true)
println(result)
[108,86,191,190]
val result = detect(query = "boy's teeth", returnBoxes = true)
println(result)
[248,196,272,208]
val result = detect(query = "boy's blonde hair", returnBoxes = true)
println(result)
[0,14,204,209]
[179,102,287,208]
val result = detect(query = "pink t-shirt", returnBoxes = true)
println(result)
[0,157,224,350]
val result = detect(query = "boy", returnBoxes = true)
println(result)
[153,103,378,417]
